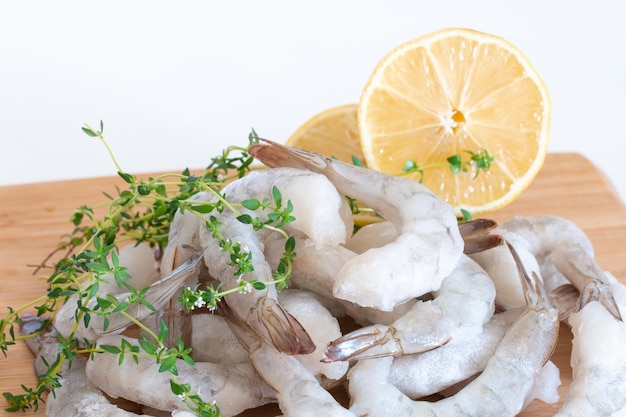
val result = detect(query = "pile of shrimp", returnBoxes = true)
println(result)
[22,139,626,417]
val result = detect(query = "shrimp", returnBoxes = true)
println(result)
[487,215,621,320]
[323,254,496,362]
[276,289,349,383]
[348,242,560,417]
[20,315,195,417]
[189,313,250,364]
[222,302,356,417]
[86,333,274,417]
[553,273,626,416]
[346,217,502,256]
[553,301,626,416]
[193,167,352,354]
[249,139,464,311]
[264,235,417,326]
[387,307,522,399]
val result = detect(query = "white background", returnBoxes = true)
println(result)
[1,1,625,203]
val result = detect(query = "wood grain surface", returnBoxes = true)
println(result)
[1,152,625,416]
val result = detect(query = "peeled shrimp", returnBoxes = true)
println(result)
[470,234,543,311]
[223,305,356,417]
[192,167,352,354]
[189,313,250,364]
[553,272,626,416]
[276,289,349,383]
[86,333,273,417]
[20,316,195,417]
[387,307,522,399]
[346,217,502,256]
[348,242,560,416]
[249,139,464,311]
[264,235,416,326]
[324,254,495,361]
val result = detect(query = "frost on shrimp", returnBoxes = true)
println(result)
[348,243,560,417]
[194,167,352,354]
[249,139,464,311]
[324,254,495,361]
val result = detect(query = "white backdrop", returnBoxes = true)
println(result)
[1,1,624,203]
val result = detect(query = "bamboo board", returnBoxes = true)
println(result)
[1,152,625,416]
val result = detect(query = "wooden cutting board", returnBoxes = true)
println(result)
[1,152,625,416]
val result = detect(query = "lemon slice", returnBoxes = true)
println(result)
[358,28,551,216]
[285,104,365,165]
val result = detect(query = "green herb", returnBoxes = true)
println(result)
[0,123,297,416]
[402,148,494,181]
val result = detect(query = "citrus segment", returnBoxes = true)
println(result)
[358,28,551,216]
[285,104,365,165]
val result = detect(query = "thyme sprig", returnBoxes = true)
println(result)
[402,148,495,181]
[0,123,296,416]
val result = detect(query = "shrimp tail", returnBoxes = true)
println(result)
[323,324,444,362]
[508,241,552,312]
[580,278,623,321]
[551,249,623,321]
[248,296,317,355]
[548,284,581,322]
[101,251,204,335]
[323,324,400,362]
[221,294,316,355]
[507,241,559,365]
[249,138,329,171]
[459,218,504,254]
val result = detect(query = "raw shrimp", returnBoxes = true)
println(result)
[553,301,626,416]
[249,139,464,311]
[276,289,349,383]
[387,307,522,399]
[476,215,622,319]
[553,273,626,416]
[189,313,250,364]
[20,316,195,417]
[346,217,502,256]
[323,254,496,361]
[86,333,274,417]
[223,303,356,417]
[196,167,351,352]
[264,235,417,326]
[348,242,560,417]
[194,167,352,354]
